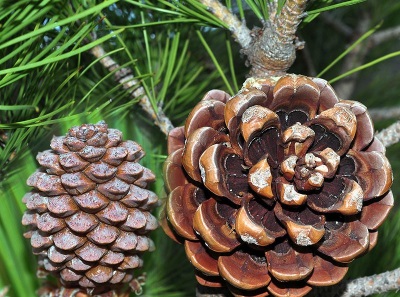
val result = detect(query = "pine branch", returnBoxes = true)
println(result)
[369,25,400,47]
[275,0,307,45]
[89,45,174,136]
[309,268,400,297]
[245,0,308,77]
[376,120,400,147]
[199,0,252,49]
[369,107,400,121]
[199,0,308,76]
[267,0,279,23]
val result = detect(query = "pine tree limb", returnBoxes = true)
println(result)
[275,0,307,45]
[376,120,400,147]
[89,45,174,136]
[199,0,252,48]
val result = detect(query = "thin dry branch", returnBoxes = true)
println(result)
[300,34,317,76]
[89,45,174,136]
[376,120,400,147]
[309,268,400,297]
[199,0,252,48]
[369,106,400,121]
[320,13,353,38]
[369,25,400,47]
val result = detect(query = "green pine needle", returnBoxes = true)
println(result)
[317,23,381,77]
[0,29,124,75]
[0,105,38,111]
[304,0,366,23]
[196,30,235,95]
[329,50,400,83]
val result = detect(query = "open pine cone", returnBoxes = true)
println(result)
[22,122,158,296]
[161,74,393,297]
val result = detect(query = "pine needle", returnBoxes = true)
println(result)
[329,50,400,83]
[196,30,234,94]
[317,23,380,77]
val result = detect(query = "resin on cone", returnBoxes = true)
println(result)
[22,121,158,296]
[162,74,393,297]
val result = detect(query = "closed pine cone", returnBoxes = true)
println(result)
[22,121,158,296]
[161,74,393,297]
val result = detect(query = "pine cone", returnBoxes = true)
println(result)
[161,75,393,297]
[22,121,158,296]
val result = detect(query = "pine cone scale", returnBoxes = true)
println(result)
[218,251,271,291]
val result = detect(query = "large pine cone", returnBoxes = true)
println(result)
[161,75,393,297]
[22,122,158,296]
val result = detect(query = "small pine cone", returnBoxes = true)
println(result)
[161,75,393,297]
[22,121,158,296]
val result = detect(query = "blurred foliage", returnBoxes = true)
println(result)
[0,0,400,296]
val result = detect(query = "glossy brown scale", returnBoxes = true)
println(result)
[308,124,341,153]
[277,110,309,131]
[336,156,356,177]
[307,178,344,209]
[224,154,249,198]
[247,127,282,168]
[251,200,284,233]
